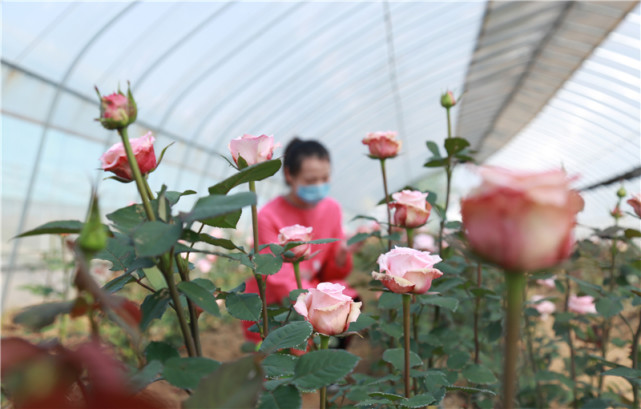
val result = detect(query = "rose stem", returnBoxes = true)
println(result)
[403,293,412,398]
[522,281,543,409]
[474,263,481,364]
[503,272,525,409]
[632,309,641,409]
[320,334,330,409]
[249,180,268,338]
[406,227,419,394]
[293,261,302,290]
[380,158,393,251]
[562,275,578,408]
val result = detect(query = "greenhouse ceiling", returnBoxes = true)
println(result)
[2,1,640,301]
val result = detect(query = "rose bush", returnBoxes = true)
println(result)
[99,131,156,181]
[294,282,361,336]
[371,247,443,294]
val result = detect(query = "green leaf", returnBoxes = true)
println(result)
[447,352,469,370]
[13,301,73,330]
[462,364,497,384]
[625,228,641,239]
[254,253,283,276]
[347,313,376,332]
[132,221,182,257]
[382,348,423,372]
[102,273,136,293]
[293,349,360,391]
[192,278,217,292]
[417,295,459,311]
[202,210,242,229]
[197,233,241,250]
[165,190,197,206]
[182,192,256,225]
[401,393,436,408]
[151,142,175,173]
[208,159,282,195]
[595,297,623,318]
[260,321,313,354]
[426,141,441,158]
[261,354,298,377]
[424,158,448,168]
[140,289,171,330]
[257,385,301,409]
[368,392,404,401]
[178,281,220,316]
[602,367,641,379]
[143,266,167,290]
[15,220,83,238]
[444,385,496,396]
[183,355,263,409]
[162,357,220,389]
[378,292,403,309]
[95,233,135,271]
[145,341,180,363]
[107,204,147,233]
[129,360,163,392]
[347,232,374,246]
[444,137,470,156]
[226,293,262,321]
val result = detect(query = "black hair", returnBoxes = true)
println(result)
[283,137,330,178]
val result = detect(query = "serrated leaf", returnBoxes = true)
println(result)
[254,253,283,276]
[257,385,301,409]
[462,364,497,384]
[95,233,135,271]
[347,313,376,332]
[261,354,298,377]
[184,355,263,409]
[208,159,282,195]
[401,393,436,408]
[162,357,220,389]
[131,221,182,257]
[447,352,469,370]
[181,193,256,225]
[424,158,448,168]
[129,360,163,392]
[260,321,313,354]
[165,190,197,206]
[145,341,180,363]
[13,301,74,330]
[15,220,84,238]
[226,293,262,321]
[417,295,459,311]
[107,205,147,233]
[445,385,496,396]
[293,349,360,390]
[602,367,641,379]
[444,137,470,156]
[369,392,404,401]
[202,209,243,229]
[140,289,171,330]
[178,281,220,316]
[197,233,240,250]
[382,348,423,372]
[102,274,136,293]
[595,297,623,318]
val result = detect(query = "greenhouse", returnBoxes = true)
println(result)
[1,1,640,408]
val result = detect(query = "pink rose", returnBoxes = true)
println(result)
[100,132,156,181]
[278,224,313,262]
[294,282,361,336]
[372,247,443,294]
[228,134,278,167]
[627,194,641,217]
[568,294,597,315]
[362,131,401,159]
[440,90,456,108]
[460,166,584,272]
[529,295,555,320]
[95,84,137,130]
[390,190,432,228]
[536,275,557,289]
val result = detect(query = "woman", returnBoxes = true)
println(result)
[242,138,356,342]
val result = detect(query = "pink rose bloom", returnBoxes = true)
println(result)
[390,190,432,228]
[568,294,597,315]
[536,275,557,289]
[278,224,313,262]
[413,233,437,252]
[362,131,401,159]
[529,295,556,320]
[228,134,278,167]
[372,247,443,294]
[461,166,584,272]
[294,283,362,336]
[100,132,156,181]
[627,194,641,217]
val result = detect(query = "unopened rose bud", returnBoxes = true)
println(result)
[616,186,627,198]
[95,83,137,130]
[440,91,456,108]
[78,194,107,254]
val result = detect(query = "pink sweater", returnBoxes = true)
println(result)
[242,196,355,341]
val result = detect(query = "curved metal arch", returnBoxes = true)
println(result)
[3,2,140,308]
[132,2,234,92]
[172,2,365,188]
[153,3,304,135]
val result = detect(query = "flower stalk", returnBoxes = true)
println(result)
[380,159,393,251]
[402,293,412,398]
[293,261,302,290]
[503,272,525,409]
[319,334,330,409]
[249,180,269,338]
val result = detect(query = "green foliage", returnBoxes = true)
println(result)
[15,220,84,238]
[259,321,313,354]
[140,289,171,330]
[257,385,302,409]
[177,281,220,316]
[208,159,282,195]
[162,357,220,389]
[13,301,74,330]
[293,349,360,391]
[226,293,262,321]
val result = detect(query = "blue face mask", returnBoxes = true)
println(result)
[296,183,330,204]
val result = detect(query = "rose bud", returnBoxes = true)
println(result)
[440,90,456,108]
[278,224,313,262]
[100,131,157,181]
[294,282,361,336]
[372,247,443,294]
[568,294,597,315]
[390,190,432,228]
[362,131,402,159]
[627,194,641,217]
[529,295,555,320]
[461,166,584,272]
[610,205,623,219]
[228,134,278,168]
[95,83,137,130]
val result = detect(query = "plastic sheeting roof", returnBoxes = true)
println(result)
[2,1,640,283]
